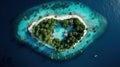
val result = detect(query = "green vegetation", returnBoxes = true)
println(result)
[39,16,43,19]
[61,19,69,29]
[32,18,56,42]
[69,12,72,15]
[93,27,97,32]
[31,17,85,52]
[23,16,27,20]
[20,37,25,41]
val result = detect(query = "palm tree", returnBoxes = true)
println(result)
[86,28,88,30]
[39,35,42,40]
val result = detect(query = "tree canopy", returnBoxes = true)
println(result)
[31,17,86,52]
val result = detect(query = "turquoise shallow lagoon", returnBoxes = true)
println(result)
[15,1,107,60]
[53,22,66,40]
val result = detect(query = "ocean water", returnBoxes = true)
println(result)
[0,0,120,67]
[16,1,106,60]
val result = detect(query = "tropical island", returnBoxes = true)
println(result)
[28,15,88,52]
[15,1,107,60]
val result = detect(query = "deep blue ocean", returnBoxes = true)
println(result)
[0,0,120,67]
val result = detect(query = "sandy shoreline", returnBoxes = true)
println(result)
[28,15,88,48]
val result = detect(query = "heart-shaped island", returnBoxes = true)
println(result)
[15,1,107,60]
[28,15,88,51]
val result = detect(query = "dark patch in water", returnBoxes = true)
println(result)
[51,1,70,10]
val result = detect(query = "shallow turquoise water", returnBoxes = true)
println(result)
[16,1,107,60]
[54,27,65,40]
[53,22,65,40]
